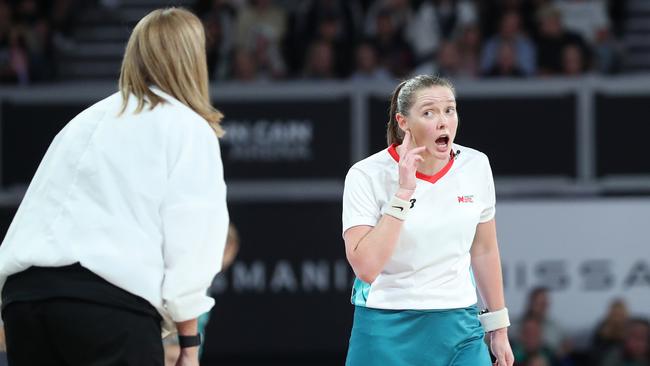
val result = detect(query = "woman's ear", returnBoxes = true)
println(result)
[396,113,408,132]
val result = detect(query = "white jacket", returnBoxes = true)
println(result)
[0,87,229,330]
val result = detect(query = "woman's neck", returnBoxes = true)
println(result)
[418,153,450,176]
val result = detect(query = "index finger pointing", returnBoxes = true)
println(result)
[400,130,411,152]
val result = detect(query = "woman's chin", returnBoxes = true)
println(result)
[430,144,451,160]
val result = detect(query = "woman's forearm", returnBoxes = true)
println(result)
[345,188,413,283]
[471,244,506,311]
[470,220,506,311]
[346,188,414,283]
[347,214,405,283]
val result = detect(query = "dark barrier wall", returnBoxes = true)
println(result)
[595,94,650,177]
[218,98,351,180]
[0,207,16,239]
[1,98,352,186]
[5,92,650,188]
[1,101,92,187]
[368,94,578,177]
[202,200,352,364]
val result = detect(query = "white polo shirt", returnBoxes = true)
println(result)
[342,143,495,310]
[0,88,229,326]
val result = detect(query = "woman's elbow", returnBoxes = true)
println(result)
[356,271,378,284]
[346,254,379,283]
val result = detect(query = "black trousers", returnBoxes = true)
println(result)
[2,298,164,366]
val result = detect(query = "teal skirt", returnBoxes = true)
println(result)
[346,305,491,366]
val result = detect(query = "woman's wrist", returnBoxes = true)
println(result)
[179,346,199,359]
[395,187,415,200]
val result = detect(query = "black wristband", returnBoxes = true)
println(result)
[178,334,201,348]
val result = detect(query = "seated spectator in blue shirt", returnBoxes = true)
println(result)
[480,10,536,76]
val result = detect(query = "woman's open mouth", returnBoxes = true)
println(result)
[434,134,450,152]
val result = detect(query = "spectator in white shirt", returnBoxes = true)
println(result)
[554,0,609,45]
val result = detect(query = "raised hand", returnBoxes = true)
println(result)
[396,130,426,192]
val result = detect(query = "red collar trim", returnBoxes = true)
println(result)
[387,143,455,184]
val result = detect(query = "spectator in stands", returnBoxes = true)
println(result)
[483,40,526,77]
[0,3,10,38]
[293,0,361,47]
[195,0,238,20]
[592,26,621,74]
[313,10,354,78]
[291,0,362,76]
[561,43,586,76]
[363,0,414,37]
[600,318,650,366]
[0,325,7,366]
[592,300,631,358]
[478,0,541,41]
[235,0,286,49]
[435,41,463,79]
[0,29,29,85]
[14,0,41,26]
[480,10,536,76]
[520,287,565,353]
[204,13,230,80]
[13,0,48,77]
[230,47,258,81]
[512,317,559,366]
[407,0,477,66]
[250,25,286,79]
[534,5,590,76]
[234,0,286,79]
[21,17,55,81]
[302,39,336,79]
[196,0,237,80]
[413,40,465,79]
[526,353,551,366]
[368,9,413,78]
[0,3,28,84]
[50,0,80,43]
[0,0,81,83]
[456,23,483,78]
[350,40,391,82]
[554,0,609,45]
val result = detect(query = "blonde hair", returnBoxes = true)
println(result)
[119,7,224,137]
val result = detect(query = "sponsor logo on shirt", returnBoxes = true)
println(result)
[457,195,474,203]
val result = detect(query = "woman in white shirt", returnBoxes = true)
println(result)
[343,75,514,366]
[0,8,228,366]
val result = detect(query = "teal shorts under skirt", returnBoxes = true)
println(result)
[346,305,491,366]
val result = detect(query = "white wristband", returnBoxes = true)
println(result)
[478,307,510,332]
[384,195,412,221]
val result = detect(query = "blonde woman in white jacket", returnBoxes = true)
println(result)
[0,8,228,366]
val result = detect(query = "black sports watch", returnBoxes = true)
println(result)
[178,334,202,348]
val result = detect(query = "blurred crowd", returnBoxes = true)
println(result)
[0,0,79,85]
[195,0,625,82]
[510,288,649,366]
[0,0,631,85]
